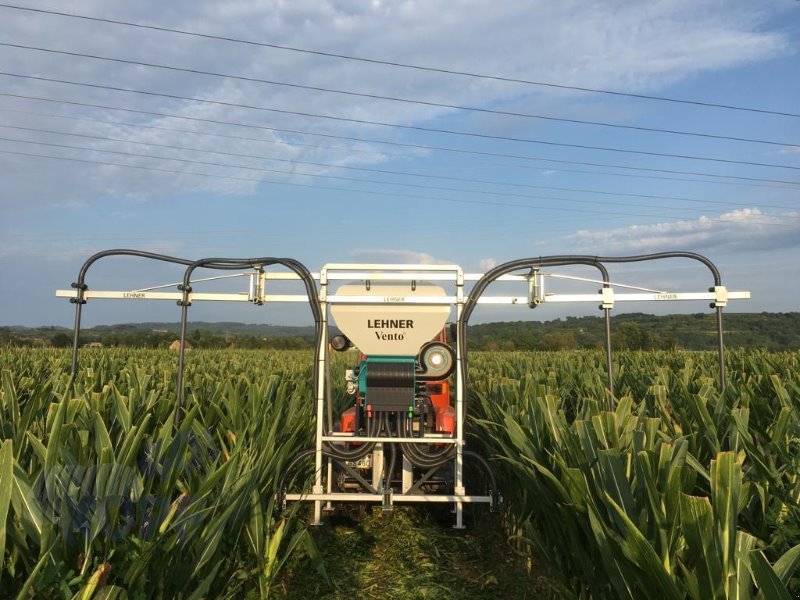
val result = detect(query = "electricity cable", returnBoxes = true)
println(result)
[5,135,797,219]
[2,42,795,148]
[2,72,798,171]
[3,92,797,186]
[3,148,796,227]
[4,113,796,190]
[4,125,795,211]
[0,2,795,118]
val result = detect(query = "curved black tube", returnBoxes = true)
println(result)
[459,256,614,410]
[595,251,721,286]
[593,251,725,387]
[68,249,208,387]
[463,450,498,492]
[65,250,323,415]
[174,256,321,423]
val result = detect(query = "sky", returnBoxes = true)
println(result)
[1,0,798,329]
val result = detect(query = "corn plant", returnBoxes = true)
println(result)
[470,349,800,599]
[0,348,324,598]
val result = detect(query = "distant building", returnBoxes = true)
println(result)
[169,339,192,351]
[86,341,103,348]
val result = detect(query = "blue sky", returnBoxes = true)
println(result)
[1,0,798,328]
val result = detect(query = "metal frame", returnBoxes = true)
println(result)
[57,251,750,529]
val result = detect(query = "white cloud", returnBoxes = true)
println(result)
[562,208,800,254]
[479,258,497,270]
[349,249,452,264]
[0,0,792,205]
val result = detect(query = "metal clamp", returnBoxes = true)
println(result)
[381,484,393,512]
[490,490,503,513]
[250,269,266,305]
[527,268,544,308]
[711,285,728,308]
[600,287,614,310]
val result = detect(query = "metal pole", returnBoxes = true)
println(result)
[716,306,726,389]
[68,290,85,393]
[312,269,328,525]
[175,299,190,426]
[604,308,614,407]
[454,269,465,529]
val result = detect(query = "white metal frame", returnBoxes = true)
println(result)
[56,263,750,528]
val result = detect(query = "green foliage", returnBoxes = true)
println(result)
[470,349,800,598]
[3,347,800,597]
[0,348,321,598]
[467,312,800,351]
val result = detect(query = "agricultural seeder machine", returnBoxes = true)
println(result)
[58,250,749,527]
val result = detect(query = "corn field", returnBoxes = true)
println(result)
[469,349,800,599]
[0,348,323,598]
[1,347,799,598]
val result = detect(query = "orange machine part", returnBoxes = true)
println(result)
[340,406,357,432]
[426,380,455,434]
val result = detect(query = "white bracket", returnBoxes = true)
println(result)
[601,287,615,310]
[527,268,544,308]
[712,285,728,308]
[250,269,266,305]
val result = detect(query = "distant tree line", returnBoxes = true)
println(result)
[2,312,799,351]
[0,327,311,350]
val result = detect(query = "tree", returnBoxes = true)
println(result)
[52,333,73,348]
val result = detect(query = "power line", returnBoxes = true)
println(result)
[3,72,799,172]
[0,2,796,119]
[4,93,799,188]
[3,42,796,149]
[2,135,797,222]
[5,146,795,227]
[5,110,795,192]
[0,147,674,220]
[3,124,795,212]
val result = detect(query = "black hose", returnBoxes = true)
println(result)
[458,252,728,407]
[68,249,206,387]
[322,409,377,461]
[277,448,379,499]
[459,255,613,409]
[463,450,497,492]
[593,251,725,387]
[175,256,321,422]
[65,250,323,407]
[384,416,397,492]
[399,413,455,468]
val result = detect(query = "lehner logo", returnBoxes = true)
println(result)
[367,319,413,340]
[366,319,414,328]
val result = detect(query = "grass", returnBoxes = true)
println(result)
[279,505,555,599]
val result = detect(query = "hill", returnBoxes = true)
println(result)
[2,312,798,351]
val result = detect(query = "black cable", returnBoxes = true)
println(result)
[6,125,797,211]
[322,397,379,462]
[4,92,799,187]
[459,256,614,398]
[385,415,397,492]
[462,450,498,493]
[63,250,321,425]
[399,414,454,468]
[3,72,799,171]
[173,256,321,423]
[4,42,796,148]
[1,3,796,118]
[5,148,797,229]
[5,137,799,224]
